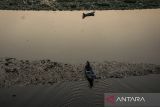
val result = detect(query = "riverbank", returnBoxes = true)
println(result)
[0,0,160,10]
[0,57,160,88]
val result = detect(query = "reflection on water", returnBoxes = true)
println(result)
[0,9,160,64]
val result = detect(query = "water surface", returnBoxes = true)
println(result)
[0,9,160,64]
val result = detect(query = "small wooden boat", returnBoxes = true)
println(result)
[82,11,95,19]
[84,61,96,88]
[85,70,96,79]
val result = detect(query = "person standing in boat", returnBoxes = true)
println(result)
[85,61,95,88]
[85,61,92,71]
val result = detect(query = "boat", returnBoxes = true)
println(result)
[84,61,96,88]
[82,11,95,19]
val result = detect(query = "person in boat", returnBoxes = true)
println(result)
[85,61,96,88]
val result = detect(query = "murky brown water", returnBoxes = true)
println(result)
[0,9,160,64]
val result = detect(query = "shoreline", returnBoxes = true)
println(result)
[0,57,160,88]
[0,8,160,11]
[0,0,160,11]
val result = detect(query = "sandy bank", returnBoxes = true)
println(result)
[0,0,160,10]
[0,57,160,88]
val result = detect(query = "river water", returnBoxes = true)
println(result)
[0,9,160,64]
